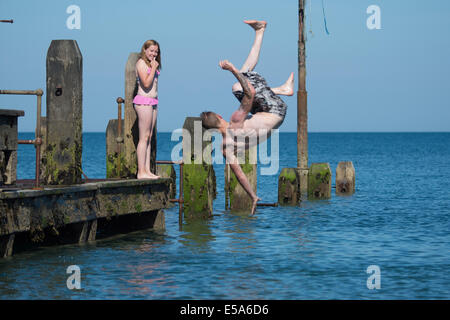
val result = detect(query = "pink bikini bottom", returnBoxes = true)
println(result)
[133,95,158,106]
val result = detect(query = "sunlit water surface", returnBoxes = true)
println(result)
[1,132,449,299]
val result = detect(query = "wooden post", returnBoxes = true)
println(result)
[182,117,216,219]
[308,163,332,199]
[0,234,15,258]
[297,0,309,197]
[106,118,125,178]
[278,167,301,206]
[123,53,157,178]
[106,98,126,178]
[156,164,177,199]
[336,161,356,195]
[225,146,257,211]
[42,40,83,185]
[0,110,24,185]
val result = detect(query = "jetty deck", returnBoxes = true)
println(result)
[0,178,170,257]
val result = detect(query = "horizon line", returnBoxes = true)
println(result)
[17,131,450,134]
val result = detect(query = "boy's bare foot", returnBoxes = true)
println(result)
[251,197,261,215]
[278,72,294,96]
[244,20,267,31]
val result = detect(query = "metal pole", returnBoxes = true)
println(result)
[0,20,13,23]
[298,0,309,195]
[155,160,184,230]
[116,97,124,176]
[179,163,184,231]
[35,89,43,188]
[256,203,279,207]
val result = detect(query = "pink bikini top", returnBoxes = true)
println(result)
[147,67,160,76]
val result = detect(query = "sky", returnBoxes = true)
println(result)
[1,0,449,132]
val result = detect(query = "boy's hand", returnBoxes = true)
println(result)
[150,59,159,70]
[219,60,235,71]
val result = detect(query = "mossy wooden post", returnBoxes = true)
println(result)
[106,118,125,178]
[156,164,176,199]
[225,146,257,212]
[42,40,82,185]
[278,167,301,205]
[336,161,355,195]
[308,163,332,199]
[123,53,157,178]
[182,117,216,219]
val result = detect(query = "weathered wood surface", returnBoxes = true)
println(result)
[0,109,24,185]
[225,147,257,211]
[156,164,177,199]
[0,178,170,257]
[336,161,356,195]
[297,0,309,197]
[308,163,332,200]
[278,167,301,206]
[42,40,83,185]
[106,119,126,178]
[182,117,216,219]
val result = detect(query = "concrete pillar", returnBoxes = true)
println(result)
[182,117,216,219]
[308,163,332,199]
[225,147,257,211]
[42,40,82,185]
[106,119,126,178]
[0,109,24,185]
[156,164,176,199]
[336,161,355,195]
[278,167,301,205]
[123,53,156,178]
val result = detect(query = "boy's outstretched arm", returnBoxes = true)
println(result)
[219,60,255,128]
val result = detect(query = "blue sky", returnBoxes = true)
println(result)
[1,0,449,132]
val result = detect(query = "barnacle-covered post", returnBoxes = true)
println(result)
[41,40,82,185]
[182,117,216,219]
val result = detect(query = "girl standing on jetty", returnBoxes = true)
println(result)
[133,40,161,179]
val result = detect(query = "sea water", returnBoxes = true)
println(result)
[0,132,449,299]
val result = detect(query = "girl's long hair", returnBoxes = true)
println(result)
[140,39,161,70]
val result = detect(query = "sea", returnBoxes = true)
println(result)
[0,132,449,299]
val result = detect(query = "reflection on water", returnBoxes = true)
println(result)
[178,219,215,253]
[2,133,449,299]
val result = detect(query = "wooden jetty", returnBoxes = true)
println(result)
[0,40,172,258]
[0,178,168,258]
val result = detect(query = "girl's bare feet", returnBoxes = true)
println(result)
[146,172,160,179]
[137,173,152,179]
[244,20,267,31]
[137,172,160,179]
